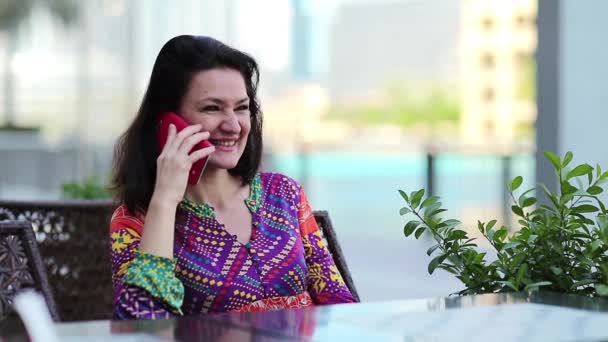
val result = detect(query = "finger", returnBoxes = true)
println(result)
[159,123,177,156]
[168,124,203,152]
[188,145,215,163]
[177,131,211,156]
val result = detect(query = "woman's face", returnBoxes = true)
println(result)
[179,68,251,171]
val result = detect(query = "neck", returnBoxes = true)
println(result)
[185,167,248,210]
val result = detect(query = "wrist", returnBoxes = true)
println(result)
[149,192,179,212]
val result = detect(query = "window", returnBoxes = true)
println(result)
[481,17,494,31]
[482,87,495,103]
[481,53,495,69]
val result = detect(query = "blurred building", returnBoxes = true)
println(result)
[460,0,537,144]
[328,0,459,104]
[291,0,313,81]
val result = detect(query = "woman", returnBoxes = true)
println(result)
[110,35,356,319]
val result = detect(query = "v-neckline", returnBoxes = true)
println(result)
[179,173,262,246]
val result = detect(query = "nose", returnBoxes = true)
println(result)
[219,111,241,134]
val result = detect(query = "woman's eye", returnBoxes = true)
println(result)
[202,105,220,112]
[236,105,249,112]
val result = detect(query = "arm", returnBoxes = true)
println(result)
[110,206,184,319]
[297,188,357,304]
[110,123,215,319]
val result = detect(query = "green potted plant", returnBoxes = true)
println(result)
[398,151,608,297]
[62,176,111,199]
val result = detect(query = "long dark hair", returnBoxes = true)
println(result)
[111,35,263,212]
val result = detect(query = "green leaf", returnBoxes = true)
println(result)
[524,281,552,291]
[566,164,593,180]
[560,193,575,206]
[477,221,486,234]
[544,151,561,171]
[403,221,420,237]
[399,207,412,216]
[503,241,521,250]
[398,190,409,202]
[420,196,439,209]
[562,151,573,167]
[572,204,599,213]
[539,184,560,208]
[448,230,467,241]
[428,254,447,274]
[596,215,608,230]
[486,220,497,232]
[587,186,603,195]
[511,205,525,217]
[424,202,442,217]
[473,252,486,264]
[590,240,602,252]
[494,228,508,242]
[509,176,523,192]
[521,197,537,208]
[498,281,519,291]
[596,284,608,297]
[560,181,578,195]
[427,244,440,256]
[437,264,459,275]
[411,189,425,209]
[443,219,462,228]
[414,227,426,239]
[550,267,563,275]
[487,228,495,241]
[571,279,595,289]
[517,189,536,205]
[516,263,528,286]
[429,209,447,217]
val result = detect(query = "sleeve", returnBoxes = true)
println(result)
[296,188,358,304]
[110,205,185,319]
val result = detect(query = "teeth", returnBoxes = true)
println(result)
[213,140,236,147]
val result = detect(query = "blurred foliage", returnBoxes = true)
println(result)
[399,151,608,297]
[0,125,39,132]
[62,176,111,199]
[327,83,459,128]
[0,0,78,30]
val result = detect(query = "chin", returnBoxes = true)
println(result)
[207,159,239,170]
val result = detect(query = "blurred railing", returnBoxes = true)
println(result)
[288,141,535,228]
[425,152,521,227]
[0,132,113,200]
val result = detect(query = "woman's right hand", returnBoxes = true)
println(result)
[152,123,215,207]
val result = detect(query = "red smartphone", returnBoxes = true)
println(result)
[157,112,212,185]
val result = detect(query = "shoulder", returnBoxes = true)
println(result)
[110,204,146,235]
[259,172,303,196]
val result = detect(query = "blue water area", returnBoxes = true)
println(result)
[272,151,534,232]
[270,151,535,301]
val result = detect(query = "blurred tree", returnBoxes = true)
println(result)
[62,176,111,199]
[0,0,78,128]
[328,82,460,130]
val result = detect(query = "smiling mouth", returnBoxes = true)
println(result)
[210,139,236,147]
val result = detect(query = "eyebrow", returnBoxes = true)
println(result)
[198,97,249,106]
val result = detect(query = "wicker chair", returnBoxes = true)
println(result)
[0,220,59,323]
[0,200,358,321]
[313,211,360,302]
[0,200,115,322]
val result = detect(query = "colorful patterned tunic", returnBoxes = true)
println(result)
[110,172,356,319]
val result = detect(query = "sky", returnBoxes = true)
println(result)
[233,0,375,74]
